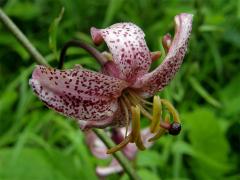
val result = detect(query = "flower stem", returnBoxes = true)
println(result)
[0,8,139,180]
[59,39,108,69]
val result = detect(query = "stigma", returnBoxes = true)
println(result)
[107,90,181,154]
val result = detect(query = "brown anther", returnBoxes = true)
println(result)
[168,122,181,136]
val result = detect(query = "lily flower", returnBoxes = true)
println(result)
[29,13,193,153]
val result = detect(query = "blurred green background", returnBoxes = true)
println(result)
[0,0,240,179]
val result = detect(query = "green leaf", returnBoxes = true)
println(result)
[182,108,231,179]
[219,73,240,116]
[120,168,161,180]
[49,7,65,60]
[4,2,41,20]
[0,34,30,60]
[188,77,221,108]
[102,0,125,27]
[203,34,223,79]
[137,150,162,168]
[0,148,96,180]
[138,169,161,180]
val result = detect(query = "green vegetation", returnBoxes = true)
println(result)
[0,0,240,179]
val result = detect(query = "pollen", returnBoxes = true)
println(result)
[107,90,181,154]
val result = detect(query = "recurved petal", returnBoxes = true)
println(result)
[91,23,152,83]
[132,13,193,97]
[29,65,128,129]
[85,130,109,159]
[96,159,123,177]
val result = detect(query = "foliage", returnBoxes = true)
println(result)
[0,0,240,179]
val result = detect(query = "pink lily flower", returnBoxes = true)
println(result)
[29,13,193,152]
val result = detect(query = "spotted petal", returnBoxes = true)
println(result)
[132,13,193,97]
[29,65,128,129]
[91,23,152,83]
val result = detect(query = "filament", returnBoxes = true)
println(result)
[120,98,130,137]
[161,99,180,123]
[107,135,131,154]
[130,106,140,143]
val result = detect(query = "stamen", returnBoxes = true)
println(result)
[161,99,180,123]
[107,135,131,154]
[148,128,166,142]
[127,95,153,120]
[149,115,169,141]
[150,96,162,133]
[122,94,132,110]
[106,105,145,153]
[159,121,171,129]
[107,93,181,154]
[128,90,153,106]
[168,122,181,136]
[123,94,152,122]
[130,106,145,150]
[120,99,130,137]
[136,135,145,150]
[130,106,141,143]
[137,105,153,121]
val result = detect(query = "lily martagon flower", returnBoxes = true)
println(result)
[29,13,193,153]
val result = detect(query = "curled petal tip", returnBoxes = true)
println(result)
[176,13,194,22]
[31,65,43,80]
[96,163,123,177]
[174,13,193,31]
[90,27,103,45]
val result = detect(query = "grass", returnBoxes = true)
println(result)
[0,0,240,179]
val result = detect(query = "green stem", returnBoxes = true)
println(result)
[0,8,139,180]
[0,8,48,66]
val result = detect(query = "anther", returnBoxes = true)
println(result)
[150,96,162,133]
[168,122,181,136]
[107,135,131,154]
[131,106,145,150]
[130,106,141,143]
